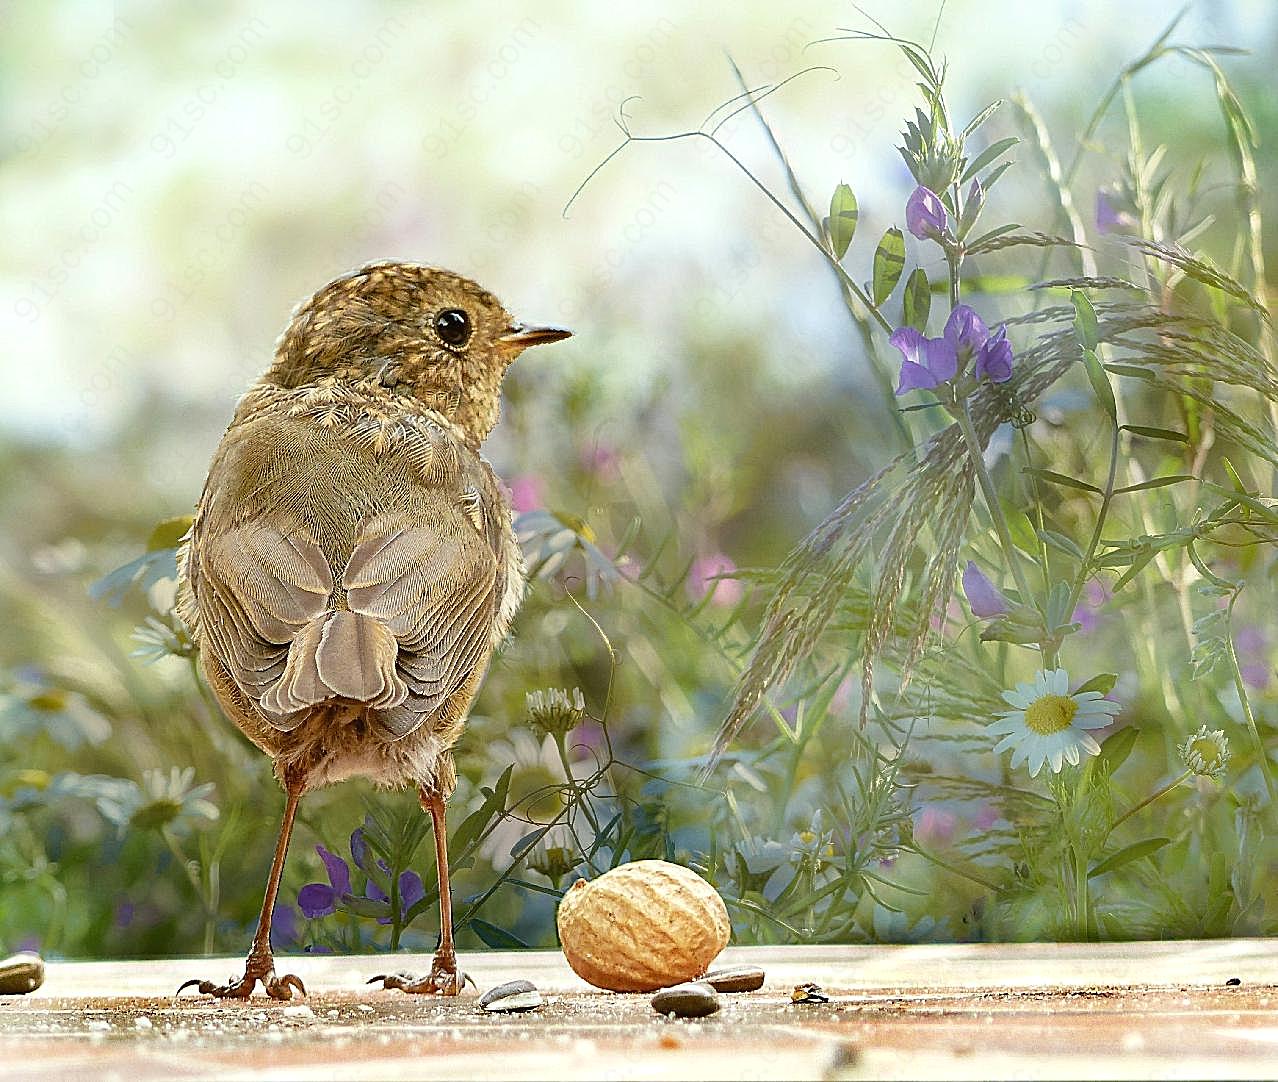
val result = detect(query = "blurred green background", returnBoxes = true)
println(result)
[2,1,1277,958]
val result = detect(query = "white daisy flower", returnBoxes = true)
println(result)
[1178,725,1230,779]
[989,668,1120,777]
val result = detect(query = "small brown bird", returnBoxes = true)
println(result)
[174,261,570,998]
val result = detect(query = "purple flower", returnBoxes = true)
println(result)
[1072,579,1109,633]
[270,903,300,950]
[944,305,989,366]
[975,325,1014,383]
[367,870,427,925]
[687,553,745,607]
[891,305,1013,395]
[1235,625,1267,657]
[297,844,352,919]
[1241,663,1271,691]
[962,561,1008,618]
[905,185,948,241]
[1096,189,1135,234]
[890,326,956,394]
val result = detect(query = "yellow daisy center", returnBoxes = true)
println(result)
[1190,737,1220,768]
[1024,693,1077,735]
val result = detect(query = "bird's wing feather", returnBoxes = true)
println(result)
[342,507,499,736]
[187,411,504,739]
[195,521,334,730]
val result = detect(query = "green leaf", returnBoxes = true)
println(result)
[828,183,859,260]
[871,227,906,305]
[1007,510,1041,556]
[1202,482,1278,525]
[1022,468,1102,495]
[449,764,513,864]
[509,827,549,860]
[1114,474,1196,494]
[403,888,442,925]
[902,267,931,331]
[1075,673,1119,696]
[1221,457,1247,493]
[1112,549,1158,592]
[961,100,1004,139]
[1070,290,1100,349]
[1037,529,1085,561]
[897,43,937,87]
[961,137,1019,183]
[1103,363,1155,381]
[1121,425,1189,443]
[1088,837,1170,879]
[1080,347,1117,422]
[956,274,1031,294]
[339,893,393,919]
[1091,723,1137,776]
[469,918,530,949]
[979,618,1047,645]
[980,160,1015,195]
[1043,580,1073,630]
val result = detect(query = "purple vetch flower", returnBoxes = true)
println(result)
[1072,579,1109,633]
[1233,625,1272,690]
[944,304,989,364]
[1096,189,1136,234]
[905,185,948,241]
[687,553,745,607]
[297,844,352,919]
[1241,663,1271,691]
[975,325,1013,383]
[270,903,301,950]
[1235,625,1267,656]
[367,870,427,925]
[891,305,1014,395]
[962,561,1008,618]
[890,326,956,394]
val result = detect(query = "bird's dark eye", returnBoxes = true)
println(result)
[434,308,472,347]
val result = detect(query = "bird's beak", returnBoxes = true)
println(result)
[498,322,573,354]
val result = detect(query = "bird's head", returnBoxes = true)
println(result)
[267,261,571,445]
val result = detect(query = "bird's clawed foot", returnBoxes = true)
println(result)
[176,956,305,1000]
[369,952,472,996]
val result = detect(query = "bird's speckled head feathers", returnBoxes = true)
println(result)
[265,261,569,446]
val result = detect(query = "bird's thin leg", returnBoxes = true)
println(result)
[177,770,308,1000]
[371,783,469,996]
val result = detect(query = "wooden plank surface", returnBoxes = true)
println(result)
[2,940,1275,1080]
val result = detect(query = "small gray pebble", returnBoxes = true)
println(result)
[651,981,720,1018]
[0,953,44,996]
[702,965,765,993]
[478,979,541,1012]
